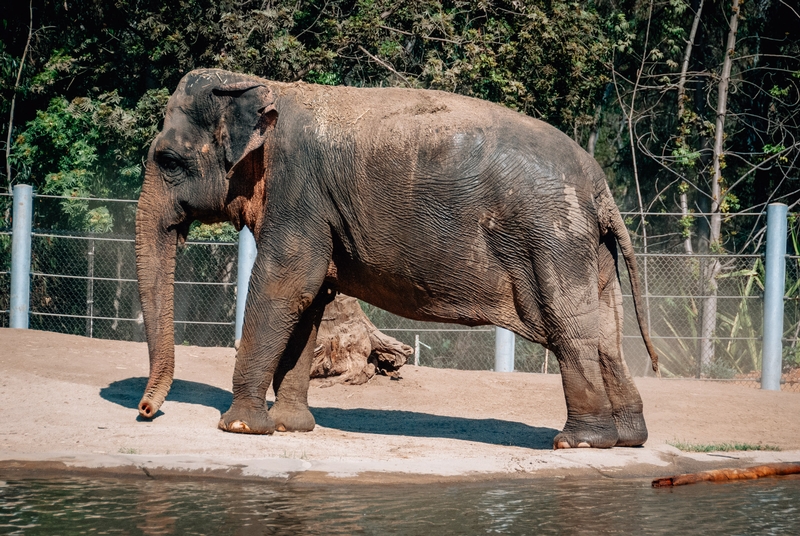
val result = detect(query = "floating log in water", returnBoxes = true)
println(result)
[652,463,800,487]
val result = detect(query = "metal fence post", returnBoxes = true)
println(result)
[10,184,33,329]
[86,235,95,338]
[762,203,788,391]
[234,227,257,347]
[494,327,515,372]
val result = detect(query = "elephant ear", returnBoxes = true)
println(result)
[212,82,278,180]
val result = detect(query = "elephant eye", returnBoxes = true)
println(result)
[156,151,186,182]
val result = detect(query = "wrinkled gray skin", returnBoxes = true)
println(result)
[136,68,658,449]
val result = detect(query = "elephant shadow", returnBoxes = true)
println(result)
[101,378,557,449]
[312,407,558,450]
[100,377,233,417]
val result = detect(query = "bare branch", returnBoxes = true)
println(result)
[357,45,413,88]
[779,0,800,21]
[378,25,464,45]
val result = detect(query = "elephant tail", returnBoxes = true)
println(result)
[598,186,660,374]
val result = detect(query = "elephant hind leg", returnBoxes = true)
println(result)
[550,331,619,449]
[524,260,618,448]
[509,251,619,448]
[597,241,647,447]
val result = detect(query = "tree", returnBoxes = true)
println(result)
[605,0,800,374]
[2,1,799,376]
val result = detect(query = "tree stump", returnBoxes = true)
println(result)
[311,294,413,385]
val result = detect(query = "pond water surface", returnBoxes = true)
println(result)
[1,474,799,534]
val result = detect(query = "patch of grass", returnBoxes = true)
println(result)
[668,441,781,453]
[279,450,308,460]
[118,447,138,454]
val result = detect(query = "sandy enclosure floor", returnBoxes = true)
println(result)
[1,328,799,483]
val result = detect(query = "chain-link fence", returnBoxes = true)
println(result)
[619,254,774,387]
[3,195,799,391]
[616,212,800,391]
[26,231,238,346]
[1,196,240,346]
[0,229,10,326]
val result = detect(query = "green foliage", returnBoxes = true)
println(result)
[1,0,634,239]
[0,0,797,239]
[763,144,787,154]
[9,89,168,231]
[672,146,702,167]
[769,85,790,98]
[305,70,341,86]
[678,213,694,239]
[188,222,239,242]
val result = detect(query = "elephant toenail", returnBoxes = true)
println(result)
[556,441,571,449]
[577,442,591,448]
[276,424,286,432]
[228,420,251,433]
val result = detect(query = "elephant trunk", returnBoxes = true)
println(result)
[135,173,180,418]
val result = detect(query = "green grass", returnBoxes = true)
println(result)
[667,441,781,453]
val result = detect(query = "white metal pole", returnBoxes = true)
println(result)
[494,327,515,372]
[10,184,33,329]
[762,203,788,391]
[234,227,257,348]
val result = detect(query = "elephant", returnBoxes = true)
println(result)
[135,68,659,449]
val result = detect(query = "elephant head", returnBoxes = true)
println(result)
[135,70,278,418]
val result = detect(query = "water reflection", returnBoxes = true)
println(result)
[136,479,178,535]
[1,475,799,534]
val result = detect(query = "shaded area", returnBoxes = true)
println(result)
[101,377,556,448]
[100,377,233,415]
[312,407,558,450]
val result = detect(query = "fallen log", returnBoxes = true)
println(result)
[311,294,413,385]
[652,462,800,487]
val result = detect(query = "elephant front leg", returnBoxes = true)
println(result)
[220,290,322,434]
[219,236,330,435]
[218,341,278,434]
[552,336,619,449]
[269,293,328,432]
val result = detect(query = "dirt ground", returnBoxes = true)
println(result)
[1,327,799,484]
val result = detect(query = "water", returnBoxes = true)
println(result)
[1,475,799,534]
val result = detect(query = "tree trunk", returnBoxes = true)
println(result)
[676,0,704,255]
[676,0,705,121]
[699,0,741,374]
[311,294,413,385]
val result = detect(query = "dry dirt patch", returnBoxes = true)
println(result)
[1,328,799,482]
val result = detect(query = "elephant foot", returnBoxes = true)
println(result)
[269,402,315,432]
[219,402,274,435]
[553,416,619,449]
[613,410,648,447]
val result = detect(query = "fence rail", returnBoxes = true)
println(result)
[1,192,799,391]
